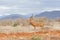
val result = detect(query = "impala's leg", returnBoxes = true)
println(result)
[34,27,36,31]
[41,27,44,32]
[33,27,36,35]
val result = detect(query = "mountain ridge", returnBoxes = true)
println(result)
[35,11,60,19]
[0,11,60,19]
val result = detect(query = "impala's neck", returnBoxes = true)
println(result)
[29,16,34,25]
[29,16,33,21]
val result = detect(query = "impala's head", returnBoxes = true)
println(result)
[29,14,34,20]
[30,14,33,18]
[28,14,34,23]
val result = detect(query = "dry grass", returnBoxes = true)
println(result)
[0,17,60,40]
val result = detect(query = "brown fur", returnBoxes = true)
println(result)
[28,17,45,30]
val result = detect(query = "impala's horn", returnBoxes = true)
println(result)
[30,14,34,18]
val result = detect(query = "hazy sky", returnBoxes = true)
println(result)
[0,0,60,15]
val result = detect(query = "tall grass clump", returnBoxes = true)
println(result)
[31,36,41,40]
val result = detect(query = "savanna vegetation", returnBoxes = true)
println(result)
[0,17,60,40]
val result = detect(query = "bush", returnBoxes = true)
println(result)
[12,23,18,27]
[31,36,41,40]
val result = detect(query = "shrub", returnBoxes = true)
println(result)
[31,36,41,40]
[12,23,18,27]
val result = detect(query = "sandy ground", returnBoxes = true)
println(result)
[0,25,60,33]
[0,25,41,34]
[0,25,60,40]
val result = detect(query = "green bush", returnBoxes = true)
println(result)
[31,36,41,40]
[12,23,18,27]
